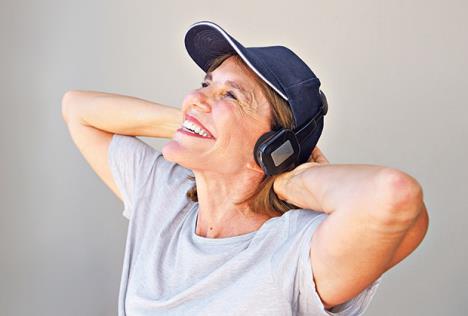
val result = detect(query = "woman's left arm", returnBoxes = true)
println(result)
[274,148,429,309]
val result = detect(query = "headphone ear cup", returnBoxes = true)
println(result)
[319,90,328,116]
[253,130,278,167]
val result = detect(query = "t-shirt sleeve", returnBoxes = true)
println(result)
[107,133,163,220]
[271,209,382,316]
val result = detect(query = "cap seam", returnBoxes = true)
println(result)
[285,77,321,90]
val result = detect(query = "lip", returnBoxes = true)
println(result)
[183,114,216,139]
[176,127,215,140]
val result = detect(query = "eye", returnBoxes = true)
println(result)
[200,81,238,100]
[223,90,238,100]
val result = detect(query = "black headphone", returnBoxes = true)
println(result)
[253,90,328,176]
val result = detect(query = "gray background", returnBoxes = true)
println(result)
[1,0,466,315]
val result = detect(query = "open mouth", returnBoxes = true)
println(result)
[182,120,210,136]
[177,127,213,139]
[177,115,216,139]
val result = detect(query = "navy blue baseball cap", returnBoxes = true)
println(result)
[184,20,327,165]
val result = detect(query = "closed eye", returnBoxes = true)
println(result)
[200,81,238,101]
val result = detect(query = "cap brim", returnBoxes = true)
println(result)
[184,21,288,100]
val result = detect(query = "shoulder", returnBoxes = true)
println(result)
[266,209,327,248]
[111,133,194,184]
[287,209,328,235]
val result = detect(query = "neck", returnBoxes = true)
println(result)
[192,169,278,238]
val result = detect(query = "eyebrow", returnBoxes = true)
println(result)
[203,72,250,99]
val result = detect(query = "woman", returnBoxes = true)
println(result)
[62,21,429,315]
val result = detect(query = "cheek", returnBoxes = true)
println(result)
[214,101,235,115]
[234,122,265,158]
[212,102,237,131]
[212,102,265,155]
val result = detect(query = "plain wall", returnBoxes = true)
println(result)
[1,0,466,315]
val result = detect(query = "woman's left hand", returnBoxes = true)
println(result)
[273,146,330,203]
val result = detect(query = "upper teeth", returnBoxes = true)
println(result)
[182,120,210,137]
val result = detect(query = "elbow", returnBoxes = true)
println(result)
[61,90,76,123]
[375,168,426,226]
[61,90,86,123]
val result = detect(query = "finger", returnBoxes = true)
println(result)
[312,146,330,163]
[311,147,322,161]
[307,148,318,162]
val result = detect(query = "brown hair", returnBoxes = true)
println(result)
[185,52,300,216]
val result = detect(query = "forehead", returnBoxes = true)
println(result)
[211,56,270,111]
[211,56,256,87]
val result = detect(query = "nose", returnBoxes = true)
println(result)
[182,90,212,114]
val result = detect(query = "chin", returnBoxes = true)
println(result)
[162,140,183,163]
[162,140,199,170]
[162,139,244,174]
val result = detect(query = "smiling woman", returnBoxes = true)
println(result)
[63,20,428,316]
[182,52,302,217]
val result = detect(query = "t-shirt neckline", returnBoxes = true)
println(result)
[190,202,277,245]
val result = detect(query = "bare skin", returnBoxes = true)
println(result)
[163,55,428,309]
[62,55,429,311]
[162,55,281,238]
[274,147,429,309]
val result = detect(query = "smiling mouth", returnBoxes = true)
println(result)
[179,117,216,139]
[177,127,215,139]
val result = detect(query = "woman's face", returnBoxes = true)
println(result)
[162,56,272,175]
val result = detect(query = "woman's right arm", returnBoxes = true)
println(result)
[61,90,182,137]
[61,90,183,202]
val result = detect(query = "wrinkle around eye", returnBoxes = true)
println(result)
[238,101,259,121]
[243,91,260,113]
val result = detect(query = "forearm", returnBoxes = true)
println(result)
[61,90,183,138]
[283,164,420,217]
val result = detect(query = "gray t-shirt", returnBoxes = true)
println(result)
[108,134,382,316]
